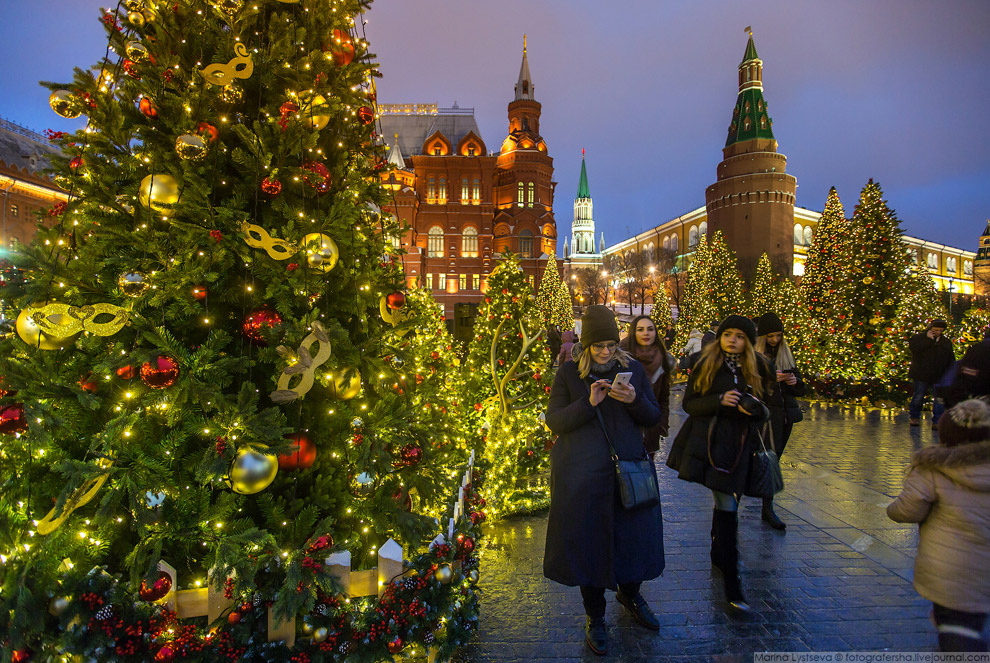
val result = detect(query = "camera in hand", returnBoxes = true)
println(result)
[736,390,765,416]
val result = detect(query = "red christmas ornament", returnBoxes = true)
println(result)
[261,177,282,197]
[10,650,31,663]
[227,611,242,625]
[301,161,331,194]
[191,285,208,301]
[278,432,317,470]
[395,443,423,468]
[533,372,542,381]
[123,59,140,78]
[385,291,406,310]
[0,404,27,435]
[470,511,486,525]
[279,101,299,118]
[387,637,403,654]
[457,533,475,555]
[357,106,374,125]
[116,365,136,380]
[139,571,173,601]
[197,122,219,143]
[140,356,180,389]
[325,29,355,66]
[392,487,412,512]
[154,645,175,663]
[242,309,283,345]
[69,156,85,172]
[78,376,99,393]
[430,351,440,360]
[139,97,158,118]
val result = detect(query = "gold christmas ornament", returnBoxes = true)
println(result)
[300,620,314,635]
[49,90,81,118]
[241,221,296,260]
[37,459,114,534]
[270,321,333,403]
[299,92,331,130]
[301,233,339,272]
[26,302,130,338]
[435,565,453,584]
[352,471,376,496]
[213,0,244,15]
[862,276,874,285]
[127,10,146,27]
[139,173,180,210]
[229,446,278,494]
[312,626,329,643]
[118,272,148,297]
[175,134,208,161]
[329,370,361,400]
[125,40,149,62]
[467,569,480,585]
[379,295,412,328]
[200,43,253,86]
[16,308,80,350]
[218,85,242,104]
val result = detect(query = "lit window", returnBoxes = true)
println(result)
[517,182,524,205]
[472,178,480,204]
[472,273,480,290]
[671,234,678,252]
[438,273,446,289]
[459,274,467,290]
[689,226,699,248]
[438,178,447,205]
[793,261,805,276]
[663,237,670,251]
[427,177,436,204]
[9,204,18,218]
[527,182,535,208]
[794,224,803,245]
[964,261,973,276]
[461,226,478,257]
[699,221,708,236]
[519,230,534,258]
[426,273,434,289]
[428,226,444,257]
[803,226,813,246]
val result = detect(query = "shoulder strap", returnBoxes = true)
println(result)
[582,378,619,461]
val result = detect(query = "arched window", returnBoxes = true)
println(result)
[947,257,957,273]
[645,243,655,263]
[517,182,524,205]
[527,182,535,207]
[803,226,813,246]
[670,234,678,252]
[461,226,478,257]
[794,224,803,245]
[428,226,444,257]
[663,237,670,251]
[927,253,938,269]
[438,178,447,204]
[472,178,480,204]
[427,177,436,204]
[964,261,973,276]
[461,178,469,204]
[519,230,534,258]
[688,226,699,248]
[699,221,708,236]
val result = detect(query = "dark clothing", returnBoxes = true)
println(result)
[932,603,988,652]
[544,358,664,589]
[666,358,771,495]
[908,332,954,384]
[762,349,806,456]
[944,340,990,408]
[547,327,562,364]
[663,328,676,348]
[619,337,674,451]
[581,583,641,619]
[701,329,717,348]
[910,380,946,422]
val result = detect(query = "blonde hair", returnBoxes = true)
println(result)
[577,344,632,380]
[691,333,765,398]
[755,334,796,371]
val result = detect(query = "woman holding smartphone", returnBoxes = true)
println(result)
[754,312,805,531]
[544,305,663,655]
[666,315,772,613]
[620,315,674,459]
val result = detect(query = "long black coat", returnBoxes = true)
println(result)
[666,359,771,495]
[763,350,806,456]
[543,358,664,589]
[908,332,954,384]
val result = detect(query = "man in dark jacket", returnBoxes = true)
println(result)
[700,321,718,348]
[908,319,954,427]
[943,336,990,409]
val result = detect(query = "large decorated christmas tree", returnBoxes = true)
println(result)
[875,268,948,382]
[455,255,552,517]
[674,231,744,350]
[0,2,480,660]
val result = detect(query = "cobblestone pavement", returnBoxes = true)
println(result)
[462,392,962,662]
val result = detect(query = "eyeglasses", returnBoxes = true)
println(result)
[591,342,618,352]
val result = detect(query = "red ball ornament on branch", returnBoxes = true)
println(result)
[140,356,180,389]
[456,533,475,556]
[197,122,219,143]
[278,432,317,470]
[325,29,355,66]
[0,404,28,435]
[10,650,31,663]
[357,106,374,125]
[69,156,85,173]
[242,309,283,345]
[387,637,404,654]
[227,611,242,625]
[191,285,208,301]
[139,97,158,119]
[139,571,173,601]
[261,177,282,197]
[154,645,175,663]
[385,291,406,310]
[116,365,136,380]
[395,443,423,468]
[301,161,331,194]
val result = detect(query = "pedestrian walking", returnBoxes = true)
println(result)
[701,320,719,348]
[544,305,664,655]
[557,329,576,367]
[680,328,703,376]
[547,324,562,366]
[943,336,990,409]
[754,312,805,531]
[887,399,990,652]
[666,315,772,613]
[620,315,674,458]
[908,319,954,428]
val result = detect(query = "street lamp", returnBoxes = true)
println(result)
[948,277,955,319]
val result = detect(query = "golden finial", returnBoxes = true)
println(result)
[523,34,527,54]
[745,26,752,36]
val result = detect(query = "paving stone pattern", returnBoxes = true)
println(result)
[461,393,961,662]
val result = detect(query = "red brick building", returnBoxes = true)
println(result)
[379,39,559,323]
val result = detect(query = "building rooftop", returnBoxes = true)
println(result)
[0,117,59,178]
[378,103,484,160]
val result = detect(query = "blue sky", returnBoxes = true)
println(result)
[2,0,987,252]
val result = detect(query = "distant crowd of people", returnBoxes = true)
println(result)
[540,309,990,656]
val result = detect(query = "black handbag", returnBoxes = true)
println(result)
[744,423,784,498]
[593,407,659,511]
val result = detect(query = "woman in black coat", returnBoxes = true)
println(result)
[666,315,772,613]
[544,306,663,656]
[755,312,805,530]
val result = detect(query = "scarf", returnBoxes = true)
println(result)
[723,351,743,384]
[589,357,620,375]
[629,343,662,377]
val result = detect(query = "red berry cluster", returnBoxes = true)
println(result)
[47,202,68,217]
[209,230,224,243]
[102,10,122,31]
[215,436,228,455]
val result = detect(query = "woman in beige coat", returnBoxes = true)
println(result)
[888,399,990,652]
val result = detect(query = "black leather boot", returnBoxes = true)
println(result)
[710,509,725,574]
[712,509,749,613]
[762,497,786,530]
[585,616,608,655]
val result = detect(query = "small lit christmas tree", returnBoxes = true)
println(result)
[708,230,746,319]
[456,255,552,517]
[748,252,776,318]
[535,254,561,329]
[651,280,673,333]
[954,306,990,358]
[674,235,717,351]
[553,279,574,330]
[773,276,812,370]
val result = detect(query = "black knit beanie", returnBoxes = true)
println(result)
[757,312,784,336]
[580,305,620,347]
[716,314,757,345]
[937,399,990,447]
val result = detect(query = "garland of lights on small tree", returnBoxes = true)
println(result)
[535,254,561,330]
[954,306,990,358]
[748,253,776,318]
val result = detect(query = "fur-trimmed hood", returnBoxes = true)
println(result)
[910,439,990,492]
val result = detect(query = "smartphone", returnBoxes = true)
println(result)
[611,372,633,389]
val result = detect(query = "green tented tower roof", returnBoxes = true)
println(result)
[576,154,591,199]
[741,34,759,64]
[725,33,776,148]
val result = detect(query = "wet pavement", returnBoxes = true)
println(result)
[464,391,961,662]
